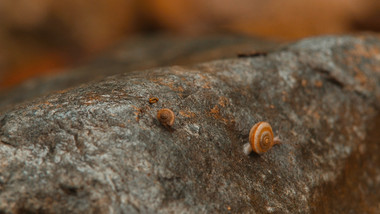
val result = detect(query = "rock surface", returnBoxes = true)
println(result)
[0,35,380,213]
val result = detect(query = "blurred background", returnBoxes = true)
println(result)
[0,0,380,92]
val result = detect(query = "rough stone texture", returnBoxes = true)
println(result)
[0,35,380,213]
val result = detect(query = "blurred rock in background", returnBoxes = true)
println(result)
[0,0,380,91]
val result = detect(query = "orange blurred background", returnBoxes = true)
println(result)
[1,0,380,91]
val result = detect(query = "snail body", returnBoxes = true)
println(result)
[243,121,280,155]
[157,108,175,128]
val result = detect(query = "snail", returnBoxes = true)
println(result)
[149,97,159,104]
[243,121,281,155]
[157,108,175,128]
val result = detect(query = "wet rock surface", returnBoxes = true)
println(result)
[0,35,380,213]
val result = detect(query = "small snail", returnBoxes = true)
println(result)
[243,121,281,155]
[157,108,175,128]
[149,97,159,104]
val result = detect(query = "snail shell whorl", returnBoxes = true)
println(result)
[249,122,274,154]
[157,108,175,127]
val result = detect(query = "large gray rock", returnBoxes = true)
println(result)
[0,35,380,213]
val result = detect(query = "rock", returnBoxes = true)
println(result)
[0,35,380,213]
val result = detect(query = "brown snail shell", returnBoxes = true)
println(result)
[243,121,279,155]
[157,108,175,128]
[149,97,159,104]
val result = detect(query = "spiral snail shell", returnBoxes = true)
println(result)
[157,108,175,128]
[243,121,280,155]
